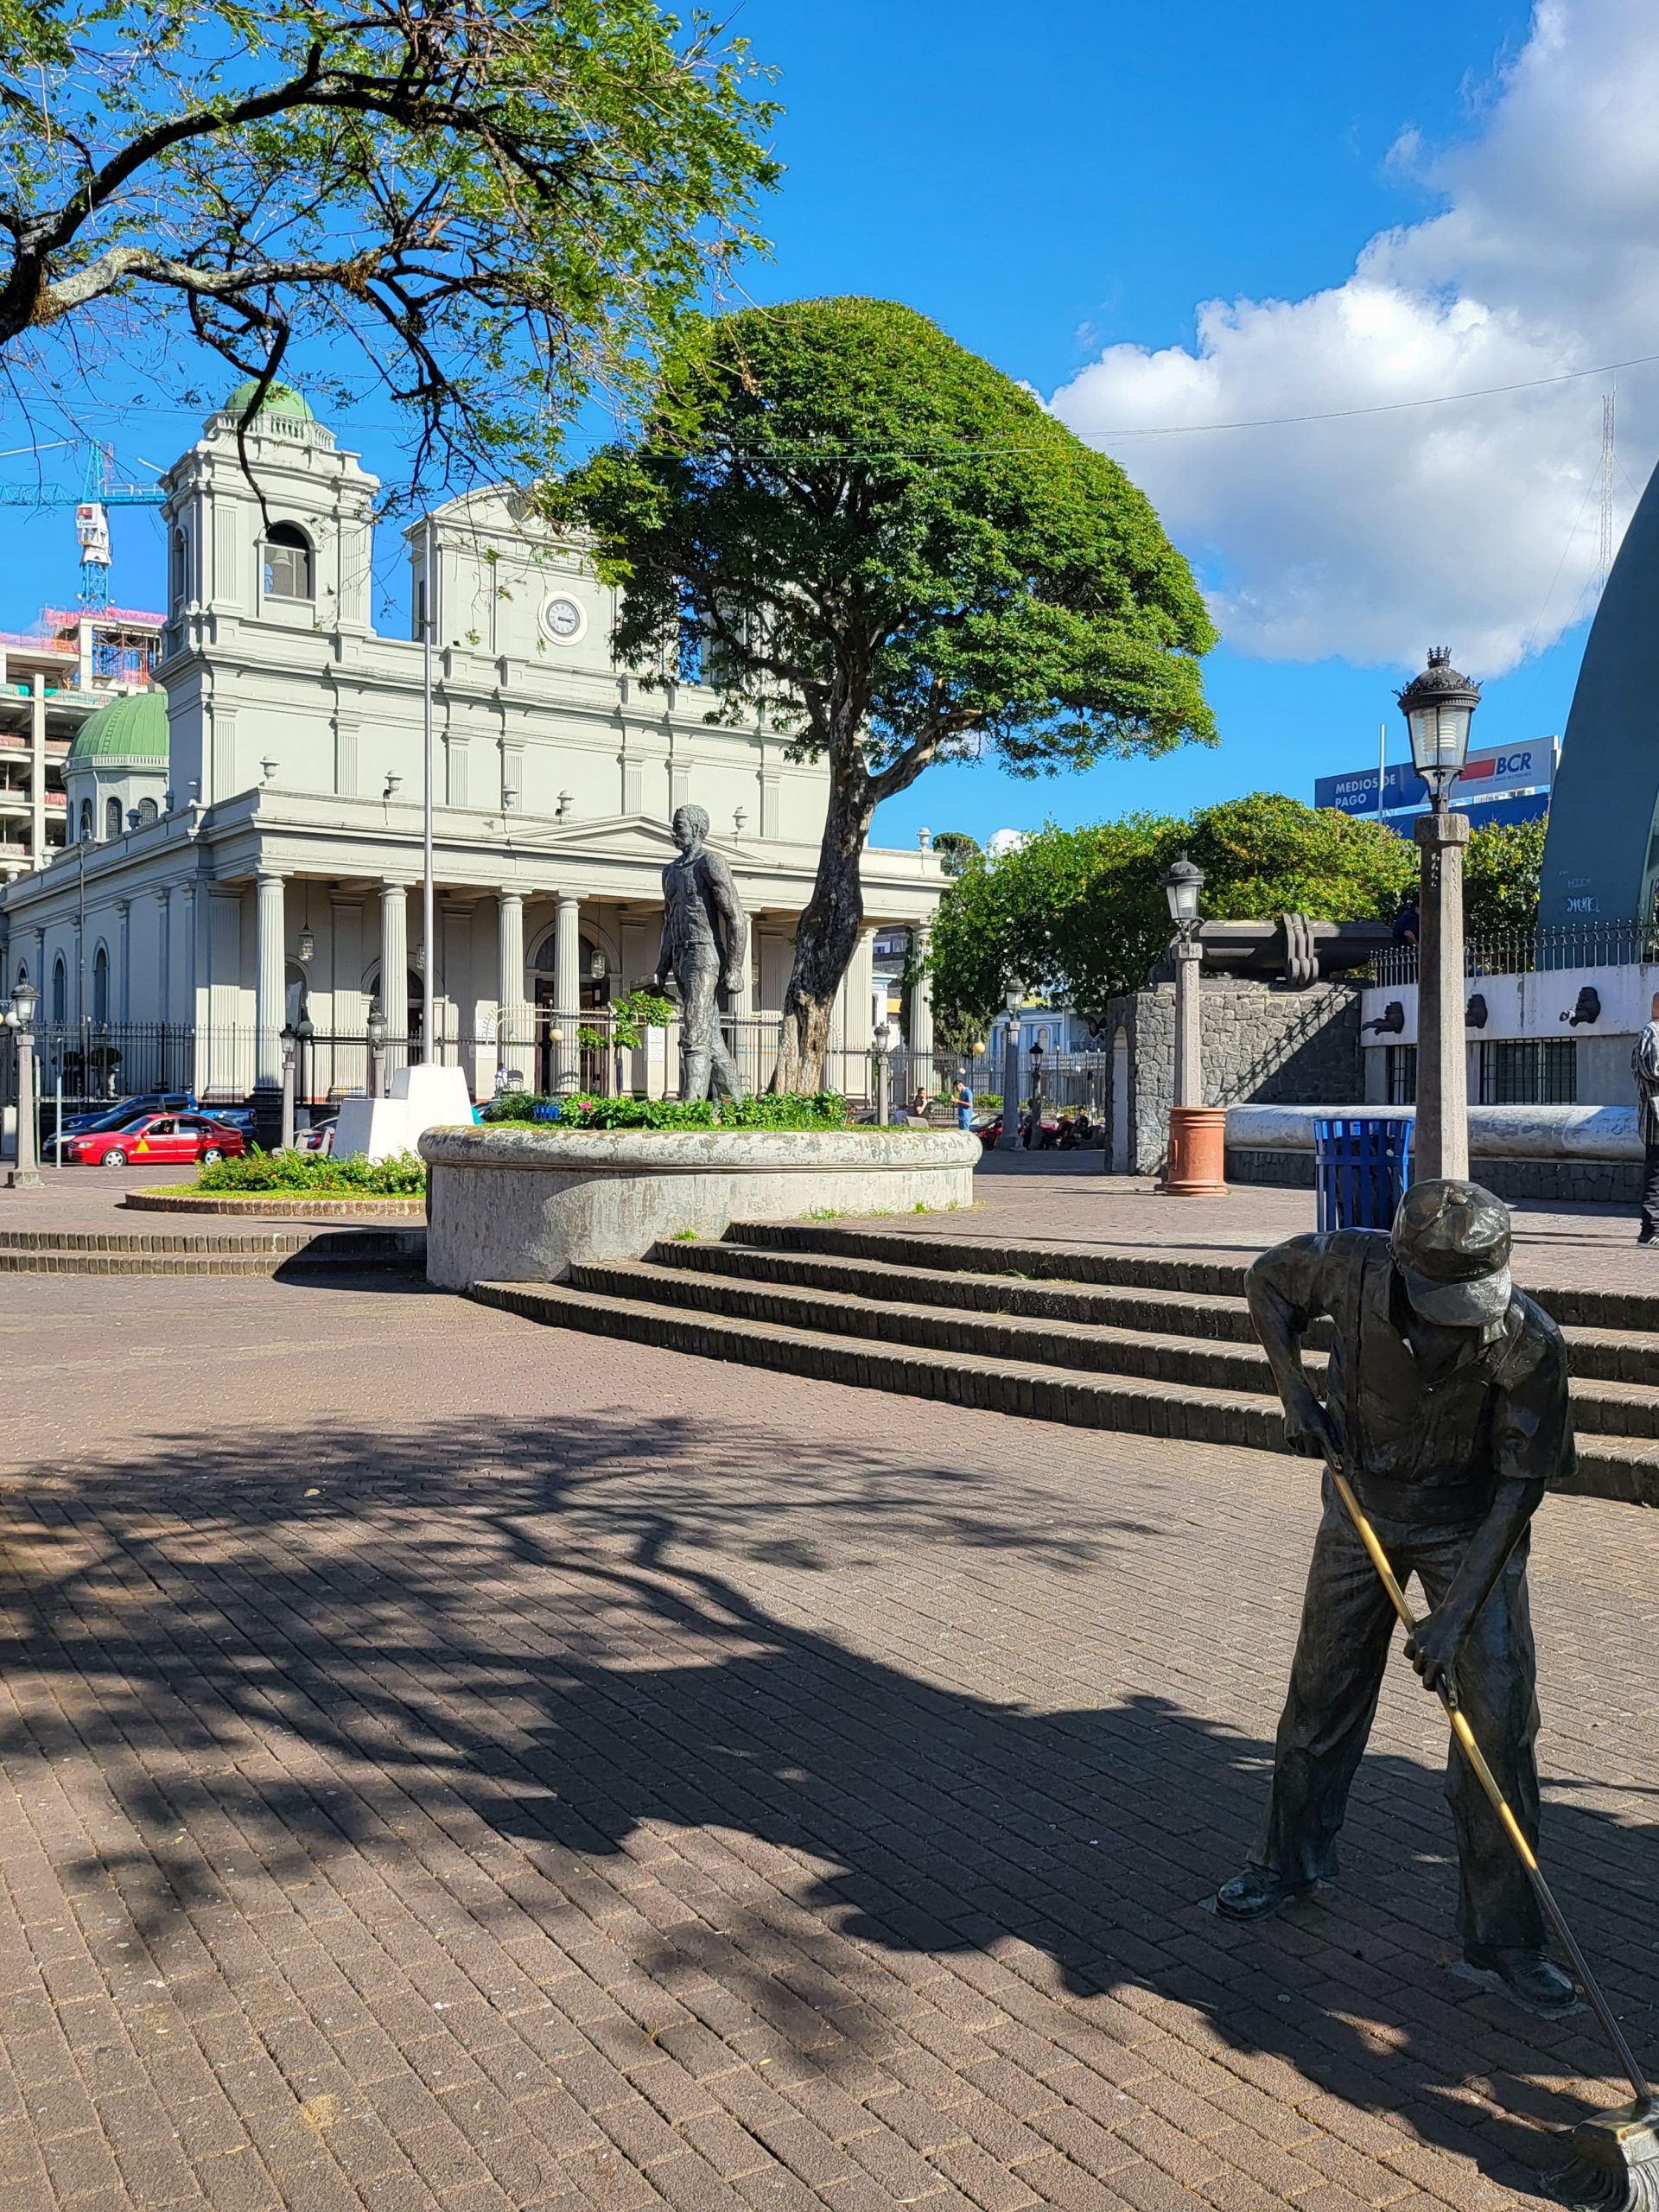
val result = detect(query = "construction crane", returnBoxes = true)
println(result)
[0,438,165,610]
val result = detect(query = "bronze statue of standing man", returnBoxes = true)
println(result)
[656,804,747,1103]
[1217,1179,1579,2016]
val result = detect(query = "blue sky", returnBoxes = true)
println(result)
[0,0,1625,852]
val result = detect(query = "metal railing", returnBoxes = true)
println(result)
[1373,917,1659,988]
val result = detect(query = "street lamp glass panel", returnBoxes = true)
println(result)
[11,981,36,1028]
[1397,649,1480,795]
[1164,855,1204,926]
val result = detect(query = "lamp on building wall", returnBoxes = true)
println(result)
[733,805,747,836]
[1160,852,1224,1197]
[384,773,402,801]
[556,791,573,821]
[1396,647,1481,1180]
[588,947,607,982]
[297,928,315,963]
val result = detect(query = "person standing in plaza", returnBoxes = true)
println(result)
[953,1074,974,1131]
[1633,989,1659,1243]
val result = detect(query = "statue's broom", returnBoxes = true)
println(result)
[1325,1459,1659,2210]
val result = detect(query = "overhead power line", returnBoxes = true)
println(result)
[1094,347,1659,438]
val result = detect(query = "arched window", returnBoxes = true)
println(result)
[136,797,158,827]
[51,956,65,1025]
[78,798,93,842]
[105,794,122,840]
[92,945,109,1027]
[263,522,314,601]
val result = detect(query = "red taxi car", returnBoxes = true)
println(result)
[66,1112,247,1169]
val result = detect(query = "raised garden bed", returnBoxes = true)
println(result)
[419,1124,978,1288]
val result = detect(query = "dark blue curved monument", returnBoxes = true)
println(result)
[1540,458,1659,927]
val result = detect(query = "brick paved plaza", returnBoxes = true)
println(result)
[0,1173,1656,2211]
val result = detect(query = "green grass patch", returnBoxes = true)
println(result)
[196,1150,428,1196]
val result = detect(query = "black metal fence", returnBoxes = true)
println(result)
[1373,918,1659,989]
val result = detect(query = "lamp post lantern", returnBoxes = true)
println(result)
[6,980,42,1189]
[997,983,1025,1151]
[1161,853,1225,1195]
[873,1020,893,1126]
[1398,648,1480,1181]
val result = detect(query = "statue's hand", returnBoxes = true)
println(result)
[1403,1606,1467,1700]
[721,969,744,996]
[1282,1391,1339,1464]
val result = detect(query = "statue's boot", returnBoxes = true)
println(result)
[1213,1866,1314,1922]
[1462,1943,1579,2016]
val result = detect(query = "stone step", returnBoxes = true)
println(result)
[0,1226,423,1256]
[729,1220,1659,1338]
[0,1227,425,1276]
[474,1274,1659,1509]
[609,1252,1659,1440]
[584,1256,1274,1392]
[651,1236,1262,1340]
[662,1236,1659,1394]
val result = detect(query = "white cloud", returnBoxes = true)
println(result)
[1049,1,1659,674]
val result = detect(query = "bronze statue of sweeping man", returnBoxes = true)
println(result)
[1216,1179,1579,2016]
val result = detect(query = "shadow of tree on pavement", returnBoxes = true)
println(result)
[1,1407,1650,2205]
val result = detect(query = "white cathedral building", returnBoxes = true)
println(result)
[0,382,944,1105]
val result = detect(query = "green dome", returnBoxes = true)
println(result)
[67,686,168,765]
[222,378,315,423]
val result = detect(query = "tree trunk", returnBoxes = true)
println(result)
[771,768,875,1093]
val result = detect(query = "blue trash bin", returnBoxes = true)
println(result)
[1313,1116,1414,1234]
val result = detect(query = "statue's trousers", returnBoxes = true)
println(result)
[1255,1471,1545,1952]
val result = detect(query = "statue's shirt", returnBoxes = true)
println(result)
[660,851,726,969]
[1248,1230,1573,1516]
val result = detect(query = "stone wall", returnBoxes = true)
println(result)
[1104,980,1363,1174]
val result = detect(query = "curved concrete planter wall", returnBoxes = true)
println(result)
[419,1125,980,1289]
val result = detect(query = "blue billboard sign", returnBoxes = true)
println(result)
[1314,742,1554,818]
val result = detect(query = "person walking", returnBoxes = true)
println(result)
[952,1075,974,1131]
[1633,989,1659,1243]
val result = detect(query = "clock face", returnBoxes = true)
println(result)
[540,593,585,644]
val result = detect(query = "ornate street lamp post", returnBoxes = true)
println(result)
[6,980,42,1189]
[997,983,1025,1151]
[1398,647,1480,1181]
[1161,853,1225,1196]
[279,1022,298,1151]
[365,998,388,1101]
[873,1020,893,1125]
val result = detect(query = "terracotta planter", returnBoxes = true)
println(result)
[1164,1106,1228,1197]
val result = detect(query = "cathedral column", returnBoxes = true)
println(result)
[379,881,409,1071]
[497,889,525,1056]
[254,872,286,1090]
[552,892,581,1090]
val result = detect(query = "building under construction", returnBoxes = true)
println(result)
[0,605,162,877]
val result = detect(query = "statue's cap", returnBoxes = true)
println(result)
[1390,1179,1512,1327]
